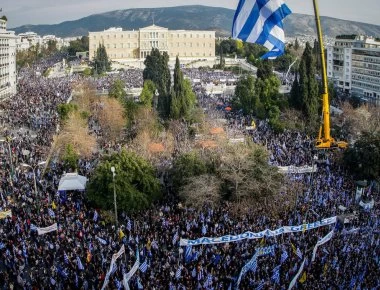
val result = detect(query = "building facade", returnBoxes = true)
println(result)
[0,19,17,100]
[89,25,215,61]
[327,35,380,100]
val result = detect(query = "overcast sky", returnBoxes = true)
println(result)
[2,0,379,28]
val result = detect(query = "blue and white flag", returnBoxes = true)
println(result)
[64,252,69,264]
[185,246,192,263]
[48,208,55,218]
[172,232,179,245]
[272,265,281,284]
[176,266,182,279]
[93,210,99,222]
[256,280,265,290]
[97,236,108,245]
[137,278,144,290]
[139,260,148,273]
[77,256,84,270]
[281,250,289,264]
[296,247,303,260]
[232,0,292,59]
[127,219,132,231]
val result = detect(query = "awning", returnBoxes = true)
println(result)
[58,173,87,191]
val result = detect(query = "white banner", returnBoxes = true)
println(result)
[180,217,337,246]
[101,245,126,290]
[288,258,306,290]
[278,164,317,174]
[0,210,12,219]
[37,223,58,235]
[123,254,140,290]
[311,230,334,262]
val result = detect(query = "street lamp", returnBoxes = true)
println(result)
[20,161,46,198]
[111,166,118,229]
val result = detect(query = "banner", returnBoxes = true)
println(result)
[288,258,306,290]
[180,217,337,246]
[123,251,140,290]
[278,164,317,174]
[37,223,58,235]
[101,245,126,290]
[0,210,12,219]
[311,230,334,262]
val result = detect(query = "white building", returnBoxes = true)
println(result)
[327,35,380,100]
[89,25,215,61]
[0,18,17,100]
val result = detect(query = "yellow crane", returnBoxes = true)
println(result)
[312,0,348,149]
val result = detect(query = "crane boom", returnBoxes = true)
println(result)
[312,0,347,149]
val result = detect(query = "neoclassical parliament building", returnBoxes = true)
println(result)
[88,25,216,61]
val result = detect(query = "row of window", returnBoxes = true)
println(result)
[351,80,380,91]
[94,42,213,49]
[352,55,380,64]
[352,74,380,84]
[352,67,380,77]
[352,61,380,71]
[108,52,213,58]
[92,33,214,40]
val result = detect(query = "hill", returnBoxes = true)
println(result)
[10,5,380,38]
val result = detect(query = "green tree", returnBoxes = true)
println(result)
[143,48,171,118]
[87,150,161,213]
[109,79,126,99]
[256,60,273,80]
[171,151,208,190]
[294,38,300,51]
[232,74,258,115]
[344,132,380,181]
[62,143,79,170]
[57,103,78,121]
[68,36,89,56]
[255,75,281,107]
[93,43,111,75]
[292,42,319,126]
[170,57,196,120]
[140,80,156,107]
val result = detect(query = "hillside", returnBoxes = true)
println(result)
[11,5,380,38]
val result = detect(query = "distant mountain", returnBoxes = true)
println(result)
[10,5,380,38]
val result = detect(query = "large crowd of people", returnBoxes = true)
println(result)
[0,56,379,290]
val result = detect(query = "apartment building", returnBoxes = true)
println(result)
[0,18,17,100]
[327,35,380,100]
[89,25,215,61]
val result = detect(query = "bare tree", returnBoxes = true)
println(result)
[179,174,222,209]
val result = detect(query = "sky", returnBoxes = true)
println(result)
[1,0,379,28]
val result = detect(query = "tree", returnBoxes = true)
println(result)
[87,150,161,213]
[97,97,126,144]
[232,74,258,115]
[179,174,222,209]
[256,60,273,80]
[140,80,156,108]
[294,38,300,51]
[143,48,171,118]
[109,79,126,99]
[62,144,79,171]
[57,103,78,121]
[344,132,380,181]
[93,43,111,75]
[217,142,283,202]
[170,57,196,120]
[291,42,319,126]
[171,151,208,190]
[68,36,89,56]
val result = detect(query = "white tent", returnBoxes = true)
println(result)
[58,173,87,191]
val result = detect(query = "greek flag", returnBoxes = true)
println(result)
[172,232,179,245]
[281,250,289,263]
[137,278,144,289]
[272,265,281,284]
[30,224,37,231]
[176,266,182,279]
[48,208,55,218]
[256,280,265,290]
[97,237,108,245]
[232,0,292,59]
[139,260,148,273]
[127,219,132,231]
[93,210,98,222]
[77,256,84,270]
[185,246,192,263]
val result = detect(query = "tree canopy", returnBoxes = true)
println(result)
[109,79,126,99]
[143,48,171,118]
[87,150,161,213]
[93,44,111,75]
